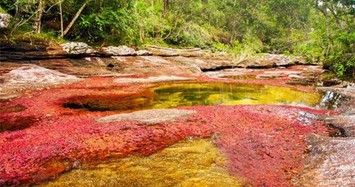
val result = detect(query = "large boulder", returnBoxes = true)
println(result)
[0,13,10,28]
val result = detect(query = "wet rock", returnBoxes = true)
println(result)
[0,13,10,28]
[102,46,136,56]
[114,76,194,84]
[97,109,197,124]
[297,135,355,187]
[61,42,94,55]
[236,54,294,68]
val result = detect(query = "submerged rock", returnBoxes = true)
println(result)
[97,109,197,124]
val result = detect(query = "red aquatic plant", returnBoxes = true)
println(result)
[0,77,331,186]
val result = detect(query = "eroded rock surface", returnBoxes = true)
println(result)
[114,76,194,84]
[236,54,297,68]
[298,136,355,187]
[0,64,79,93]
[145,45,209,57]
[0,43,353,186]
[102,46,136,56]
[97,109,197,124]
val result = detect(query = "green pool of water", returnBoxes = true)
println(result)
[64,82,322,112]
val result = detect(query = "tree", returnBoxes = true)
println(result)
[61,0,88,37]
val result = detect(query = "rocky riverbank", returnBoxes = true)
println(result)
[0,42,354,186]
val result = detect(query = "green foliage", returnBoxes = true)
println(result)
[80,7,138,44]
[0,6,6,13]
[0,0,354,79]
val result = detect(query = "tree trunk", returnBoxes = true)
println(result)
[33,0,44,33]
[62,1,88,37]
[59,1,64,37]
[163,0,169,18]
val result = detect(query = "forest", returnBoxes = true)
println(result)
[0,0,354,78]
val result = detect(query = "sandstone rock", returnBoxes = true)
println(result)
[109,56,202,76]
[145,46,178,56]
[256,73,282,79]
[97,109,197,124]
[145,46,209,57]
[286,74,316,86]
[114,76,194,84]
[0,64,80,93]
[297,136,355,186]
[102,46,136,56]
[236,54,294,68]
[326,115,355,137]
[136,50,153,56]
[0,93,19,101]
[61,42,94,55]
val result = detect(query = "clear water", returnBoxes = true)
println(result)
[64,82,323,112]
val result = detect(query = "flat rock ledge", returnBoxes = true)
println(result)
[114,76,194,84]
[0,64,80,94]
[235,54,304,68]
[97,109,197,124]
[297,135,355,187]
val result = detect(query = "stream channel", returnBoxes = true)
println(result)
[33,81,343,186]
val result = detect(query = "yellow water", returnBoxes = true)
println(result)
[63,82,322,112]
[38,139,249,187]
[150,83,321,108]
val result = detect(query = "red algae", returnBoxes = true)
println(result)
[0,77,332,186]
